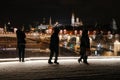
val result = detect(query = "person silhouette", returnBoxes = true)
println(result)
[48,28,60,64]
[16,26,26,62]
[78,29,90,64]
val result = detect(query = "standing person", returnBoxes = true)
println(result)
[78,29,90,64]
[16,26,26,62]
[48,28,60,64]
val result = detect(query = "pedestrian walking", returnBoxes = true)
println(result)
[48,28,60,64]
[78,29,90,64]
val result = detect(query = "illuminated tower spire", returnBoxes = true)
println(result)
[112,18,117,30]
[76,17,79,23]
[49,16,52,26]
[71,13,75,26]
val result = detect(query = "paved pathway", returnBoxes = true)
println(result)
[0,57,120,80]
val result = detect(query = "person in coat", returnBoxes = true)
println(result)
[16,26,26,62]
[78,29,90,64]
[48,28,60,64]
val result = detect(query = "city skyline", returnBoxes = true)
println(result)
[0,0,120,26]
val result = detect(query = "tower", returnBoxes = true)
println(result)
[49,16,52,26]
[76,17,79,23]
[71,13,83,26]
[71,13,75,26]
[112,18,117,30]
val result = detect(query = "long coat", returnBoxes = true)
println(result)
[49,33,59,50]
[16,29,26,47]
[80,32,90,55]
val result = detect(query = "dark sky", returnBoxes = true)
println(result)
[0,0,120,26]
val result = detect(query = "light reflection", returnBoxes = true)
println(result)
[0,57,120,63]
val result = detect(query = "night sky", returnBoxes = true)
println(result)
[0,0,120,26]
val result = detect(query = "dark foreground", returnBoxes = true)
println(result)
[0,57,120,80]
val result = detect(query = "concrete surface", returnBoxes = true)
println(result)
[0,57,120,80]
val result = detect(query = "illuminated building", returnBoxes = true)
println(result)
[71,13,75,26]
[71,13,83,27]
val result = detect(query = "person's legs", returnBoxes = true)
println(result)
[54,49,59,64]
[18,47,22,62]
[48,49,54,64]
[21,47,25,62]
[78,55,83,63]
[83,54,89,64]
[78,47,85,63]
